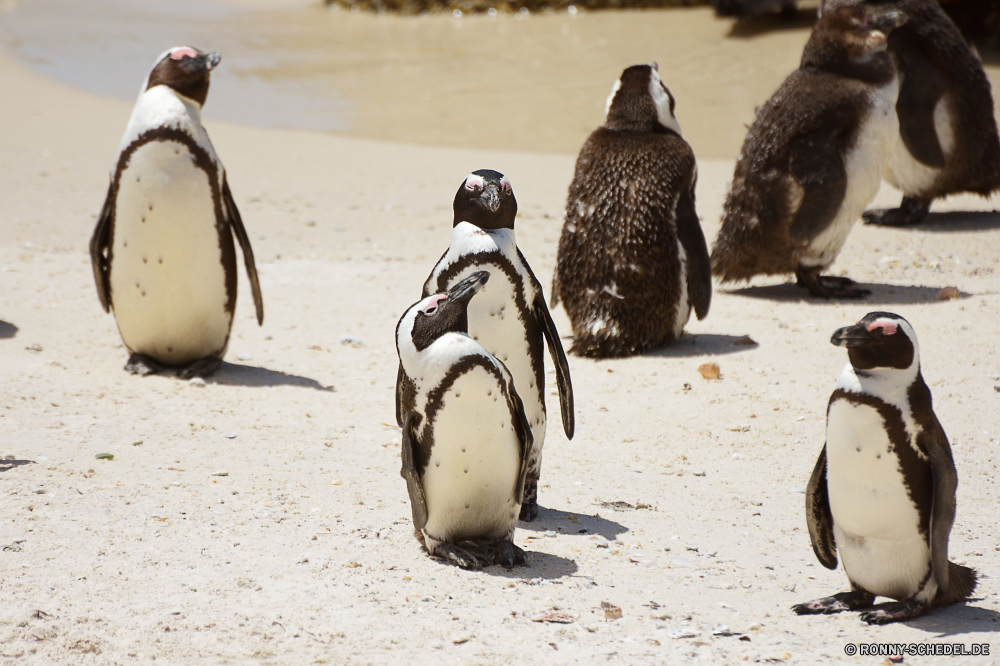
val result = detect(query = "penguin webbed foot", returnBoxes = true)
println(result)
[177,356,223,380]
[519,478,539,522]
[863,197,931,227]
[792,590,875,615]
[859,600,926,625]
[795,268,870,300]
[518,501,539,522]
[489,541,527,569]
[433,540,527,570]
[125,354,164,376]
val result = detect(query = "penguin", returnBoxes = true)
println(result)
[89,46,263,378]
[821,0,1000,227]
[712,0,797,19]
[396,271,533,569]
[552,63,712,358]
[793,311,977,624]
[710,5,907,299]
[396,169,574,522]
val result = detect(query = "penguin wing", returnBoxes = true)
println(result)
[394,363,406,427]
[787,127,848,244]
[805,444,838,570]
[89,180,116,313]
[894,42,947,168]
[921,418,958,595]
[399,412,429,530]
[675,173,712,320]
[222,178,264,325]
[533,291,575,440]
[509,385,535,504]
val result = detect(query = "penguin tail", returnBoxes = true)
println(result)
[939,562,978,605]
[569,331,634,358]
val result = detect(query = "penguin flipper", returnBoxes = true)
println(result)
[920,421,958,597]
[805,444,838,570]
[787,129,848,244]
[534,292,575,440]
[675,174,712,320]
[400,412,428,531]
[394,363,405,427]
[509,387,535,504]
[222,177,264,326]
[90,180,116,313]
[894,45,947,168]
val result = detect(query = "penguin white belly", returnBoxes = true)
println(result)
[110,140,231,365]
[885,97,952,197]
[672,238,691,340]
[801,80,899,268]
[420,367,522,548]
[826,400,933,601]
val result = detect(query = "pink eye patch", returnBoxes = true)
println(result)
[422,294,448,315]
[464,174,485,191]
[170,48,199,60]
[866,320,897,335]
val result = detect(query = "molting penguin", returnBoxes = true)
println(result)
[396,271,533,569]
[90,46,263,378]
[793,312,976,624]
[821,0,1000,227]
[710,6,907,299]
[552,63,711,358]
[396,170,574,522]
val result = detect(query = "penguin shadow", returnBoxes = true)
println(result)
[520,506,629,542]
[895,211,1000,233]
[0,459,35,473]
[641,333,759,358]
[0,321,18,339]
[724,282,972,305]
[491,550,580,581]
[206,362,333,391]
[901,601,1000,637]
[725,8,818,39]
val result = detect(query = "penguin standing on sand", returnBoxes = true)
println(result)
[794,312,976,624]
[821,0,1000,227]
[396,271,533,569]
[90,46,263,378]
[396,170,574,522]
[710,6,907,299]
[552,63,711,358]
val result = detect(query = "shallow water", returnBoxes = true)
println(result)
[0,0,904,158]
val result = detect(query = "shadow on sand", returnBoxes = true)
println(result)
[520,506,628,541]
[726,8,817,38]
[903,601,1000,637]
[878,210,1000,233]
[0,459,35,473]
[0,321,18,339]
[208,362,333,391]
[642,333,759,358]
[723,282,973,305]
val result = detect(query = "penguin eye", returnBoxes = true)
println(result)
[421,294,448,316]
[424,306,438,316]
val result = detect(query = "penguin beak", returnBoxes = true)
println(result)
[831,323,874,348]
[446,271,490,306]
[205,52,222,71]
[869,8,907,33]
[479,183,501,213]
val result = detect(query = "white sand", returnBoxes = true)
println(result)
[2,23,1000,665]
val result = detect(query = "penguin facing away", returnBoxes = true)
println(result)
[793,312,976,624]
[553,63,712,358]
[710,6,907,299]
[90,46,263,378]
[396,271,533,569]
[821,0,1000,227]
[395,169,574,522]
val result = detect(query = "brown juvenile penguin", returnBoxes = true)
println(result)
[710,6,907,299]
[822,0,1000,227]
[552,63,711,357]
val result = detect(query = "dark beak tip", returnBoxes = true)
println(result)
[206,53,222,70]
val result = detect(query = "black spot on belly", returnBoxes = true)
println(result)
[435,462,440,468]
[461,446,466,453]
[123,241,128,248]
[141,291,146,297]
[141,216,146,223]
[135,282,140,288]
[167,346,173,352]
[143,257,147,264]
[454,391,461,398]
[158,258,163,264]
[463,467,468,474]
[465,503,470,509]
[148,205,153,212]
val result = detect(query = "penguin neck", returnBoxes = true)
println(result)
[399,332,481,392]
[452,222,516,256]
[837,360,920,404]
[120,86,210,154]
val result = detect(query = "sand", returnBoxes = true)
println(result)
[2,7,1000,665]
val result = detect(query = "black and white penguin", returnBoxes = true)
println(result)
[552,63,712,358]
[396,271,533,569]
[793,312,977,624]
[821,0,1000,227]
[90,46,263,378]
[710,6,907,299]
[396,169,574,522]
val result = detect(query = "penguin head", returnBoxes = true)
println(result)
[401,271,490,353]
[453,170,517,230]
[605,63,682,137]
[802,5,907,79]
[831,311,920,373]
[145,46,222,107]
